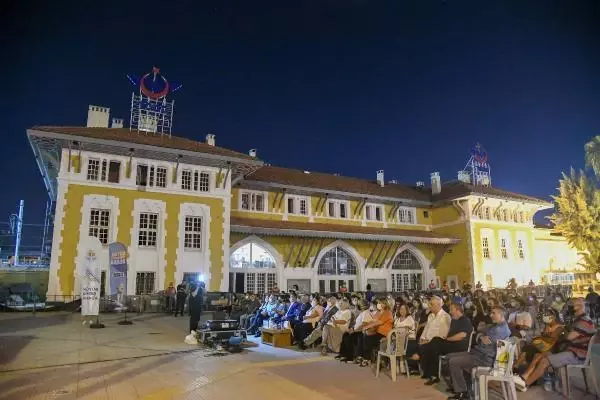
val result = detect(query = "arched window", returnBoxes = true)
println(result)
[391,250,422,270]
[318,247,357,275]
[230,243,275,269]
[229,242,276,294]
[391,250,423,292]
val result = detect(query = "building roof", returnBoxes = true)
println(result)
[32,126,258,161]
[245,165,432,202]
[243,165,551,206]
[433,181,551,205]
[230,217,459,245]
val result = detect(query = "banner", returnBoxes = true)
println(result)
[109,242,128,310]
[80,237,102,316]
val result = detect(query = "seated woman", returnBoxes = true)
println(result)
[293,296,323,346]
[337,300,376,363]
[321,298,352,355]
[394,303,417,356]
[513,308,565,373]
[356,298,393,367]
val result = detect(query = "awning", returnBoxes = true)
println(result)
[230,217,459,245]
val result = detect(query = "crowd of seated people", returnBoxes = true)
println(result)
[230,284,598,399]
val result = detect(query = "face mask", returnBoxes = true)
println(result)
[376,304,383,311]
[542,316,553,324]
[555,297,561,302]
[510,302,517,308]
[352,299,358,305]
[311,301,317,307]
[465,301,472,308]
[369,306,376,312]
[422,302,430,310]
[413,302,419,308]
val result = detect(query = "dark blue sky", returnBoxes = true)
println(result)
[3,0,600,228]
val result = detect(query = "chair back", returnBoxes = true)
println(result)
[467,329,475,352]
[583,332,600,365]
[391,327,410,357]
[490,337,518,377]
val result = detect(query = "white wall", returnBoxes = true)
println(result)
[175,203,211,285]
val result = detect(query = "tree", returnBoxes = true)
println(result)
[550,167,600,272]
[585,135,600,176]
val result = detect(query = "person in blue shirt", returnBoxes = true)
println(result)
[446,305,511,399]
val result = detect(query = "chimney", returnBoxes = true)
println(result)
[87,105,110,128]
[376,170,384,187]
[457,170,471,183]
[248,149,257,157]
[206,133,215,146]
[111,118,124,128]
[431,172,441,195]
[416,181,424,188]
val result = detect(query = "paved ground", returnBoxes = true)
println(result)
[0,312,591,399]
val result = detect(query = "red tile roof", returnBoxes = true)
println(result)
[31,126,258,161]
[432,181,551,205]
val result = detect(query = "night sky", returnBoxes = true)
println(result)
[3,0,600,235]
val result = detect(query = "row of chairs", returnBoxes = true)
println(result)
[375,327,599,399]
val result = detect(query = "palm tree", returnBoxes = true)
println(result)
[585,135,600,176]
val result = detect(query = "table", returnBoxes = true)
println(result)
[261,328,292,348]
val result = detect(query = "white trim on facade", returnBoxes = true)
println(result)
[237,189,268,213]
[176,203,211,287]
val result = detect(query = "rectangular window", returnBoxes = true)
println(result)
[329,280,336,293]
[198,172,210,192]
[299,198,307,215]
[328,202,335,217]
[101,160,107,181]
[340,203,347,219]
[500,238,508,259]
[287,197,295,214]
[181,170,192,190]
[267,273,276,292]
[484,207,491,220]
[482,237,491,259]
[519,211,524,223]
[502,209,508,222]
[366,206,372,221]
[108,161,121,183]
[246,273,256,294]
[193,171,199,191]
[319,280,326,293]
[257,274,266,294]
[375,206,382,221]
[517,239,525,260]
[253,193,264,211]
[149,166,155,187]
[138,213,158,248]
[241,193,250,210]
[184,216,202,250]
[398,207,415,224]
[156,167,167,188]
[89,209,110,244]
[136,165,148,186]
[87,159,100,181]
[135,272,155,295]
[423,210,429,218]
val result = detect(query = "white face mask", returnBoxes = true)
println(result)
[542,316,553,324]
[465,301,472,308]
[555,297,561,302]
[376,304,383,311]
[422,302,430,310]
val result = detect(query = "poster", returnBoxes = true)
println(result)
[80,237,102,316]
[109,242,128,310]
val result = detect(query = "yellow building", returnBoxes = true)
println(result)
[27,114,583,298]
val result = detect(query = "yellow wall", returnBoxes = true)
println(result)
[431,204,461,225]
[57,184,225,295]
[533,228,582,274]
[433,222,471,283]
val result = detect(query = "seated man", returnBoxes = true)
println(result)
[301,297,338,349]
[421,302,473,385]
[271,295,290,325]
[248,294,279,336]
[517,298,595,388]
[507,297,533,339]
[281,293,301,325]
[412,296,451,362]
[446,306,510,400]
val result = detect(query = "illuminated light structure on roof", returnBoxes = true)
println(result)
[127,67,182,136]
[459,143,492,187]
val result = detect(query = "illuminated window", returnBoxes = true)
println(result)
[138,213,158,248]
[299,198,308,215]
[184,216,202,250]
[286,196,310,216]
[87,159,100,181]
[517,239,525,260]
[365,204,384,222]
[135,272,155,295]
[391,250,422,270]
[318,247,357,275]
[229,243,276,293]
[89,209,110,244]
[500,238,508,259]
[398,207,415,224]
[482,237,491,259]
[241,192,265,212]
[230,243,276,269]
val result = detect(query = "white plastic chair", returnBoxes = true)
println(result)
[438,329,474,379]
[472,337,518,400]
[566,333,600,399]
[376,327,409,382]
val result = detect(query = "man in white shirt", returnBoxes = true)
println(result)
[420,296,451,344]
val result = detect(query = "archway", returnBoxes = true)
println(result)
[389,246,426,292]
[316,242,359,293]
[229,237,280,294]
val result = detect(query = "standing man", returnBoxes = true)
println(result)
[446,306,510,399]
[188,281,204,333]
[174,280,187,317]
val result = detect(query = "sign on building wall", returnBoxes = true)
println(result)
[109,242,128,309]
[80,237,102,316]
